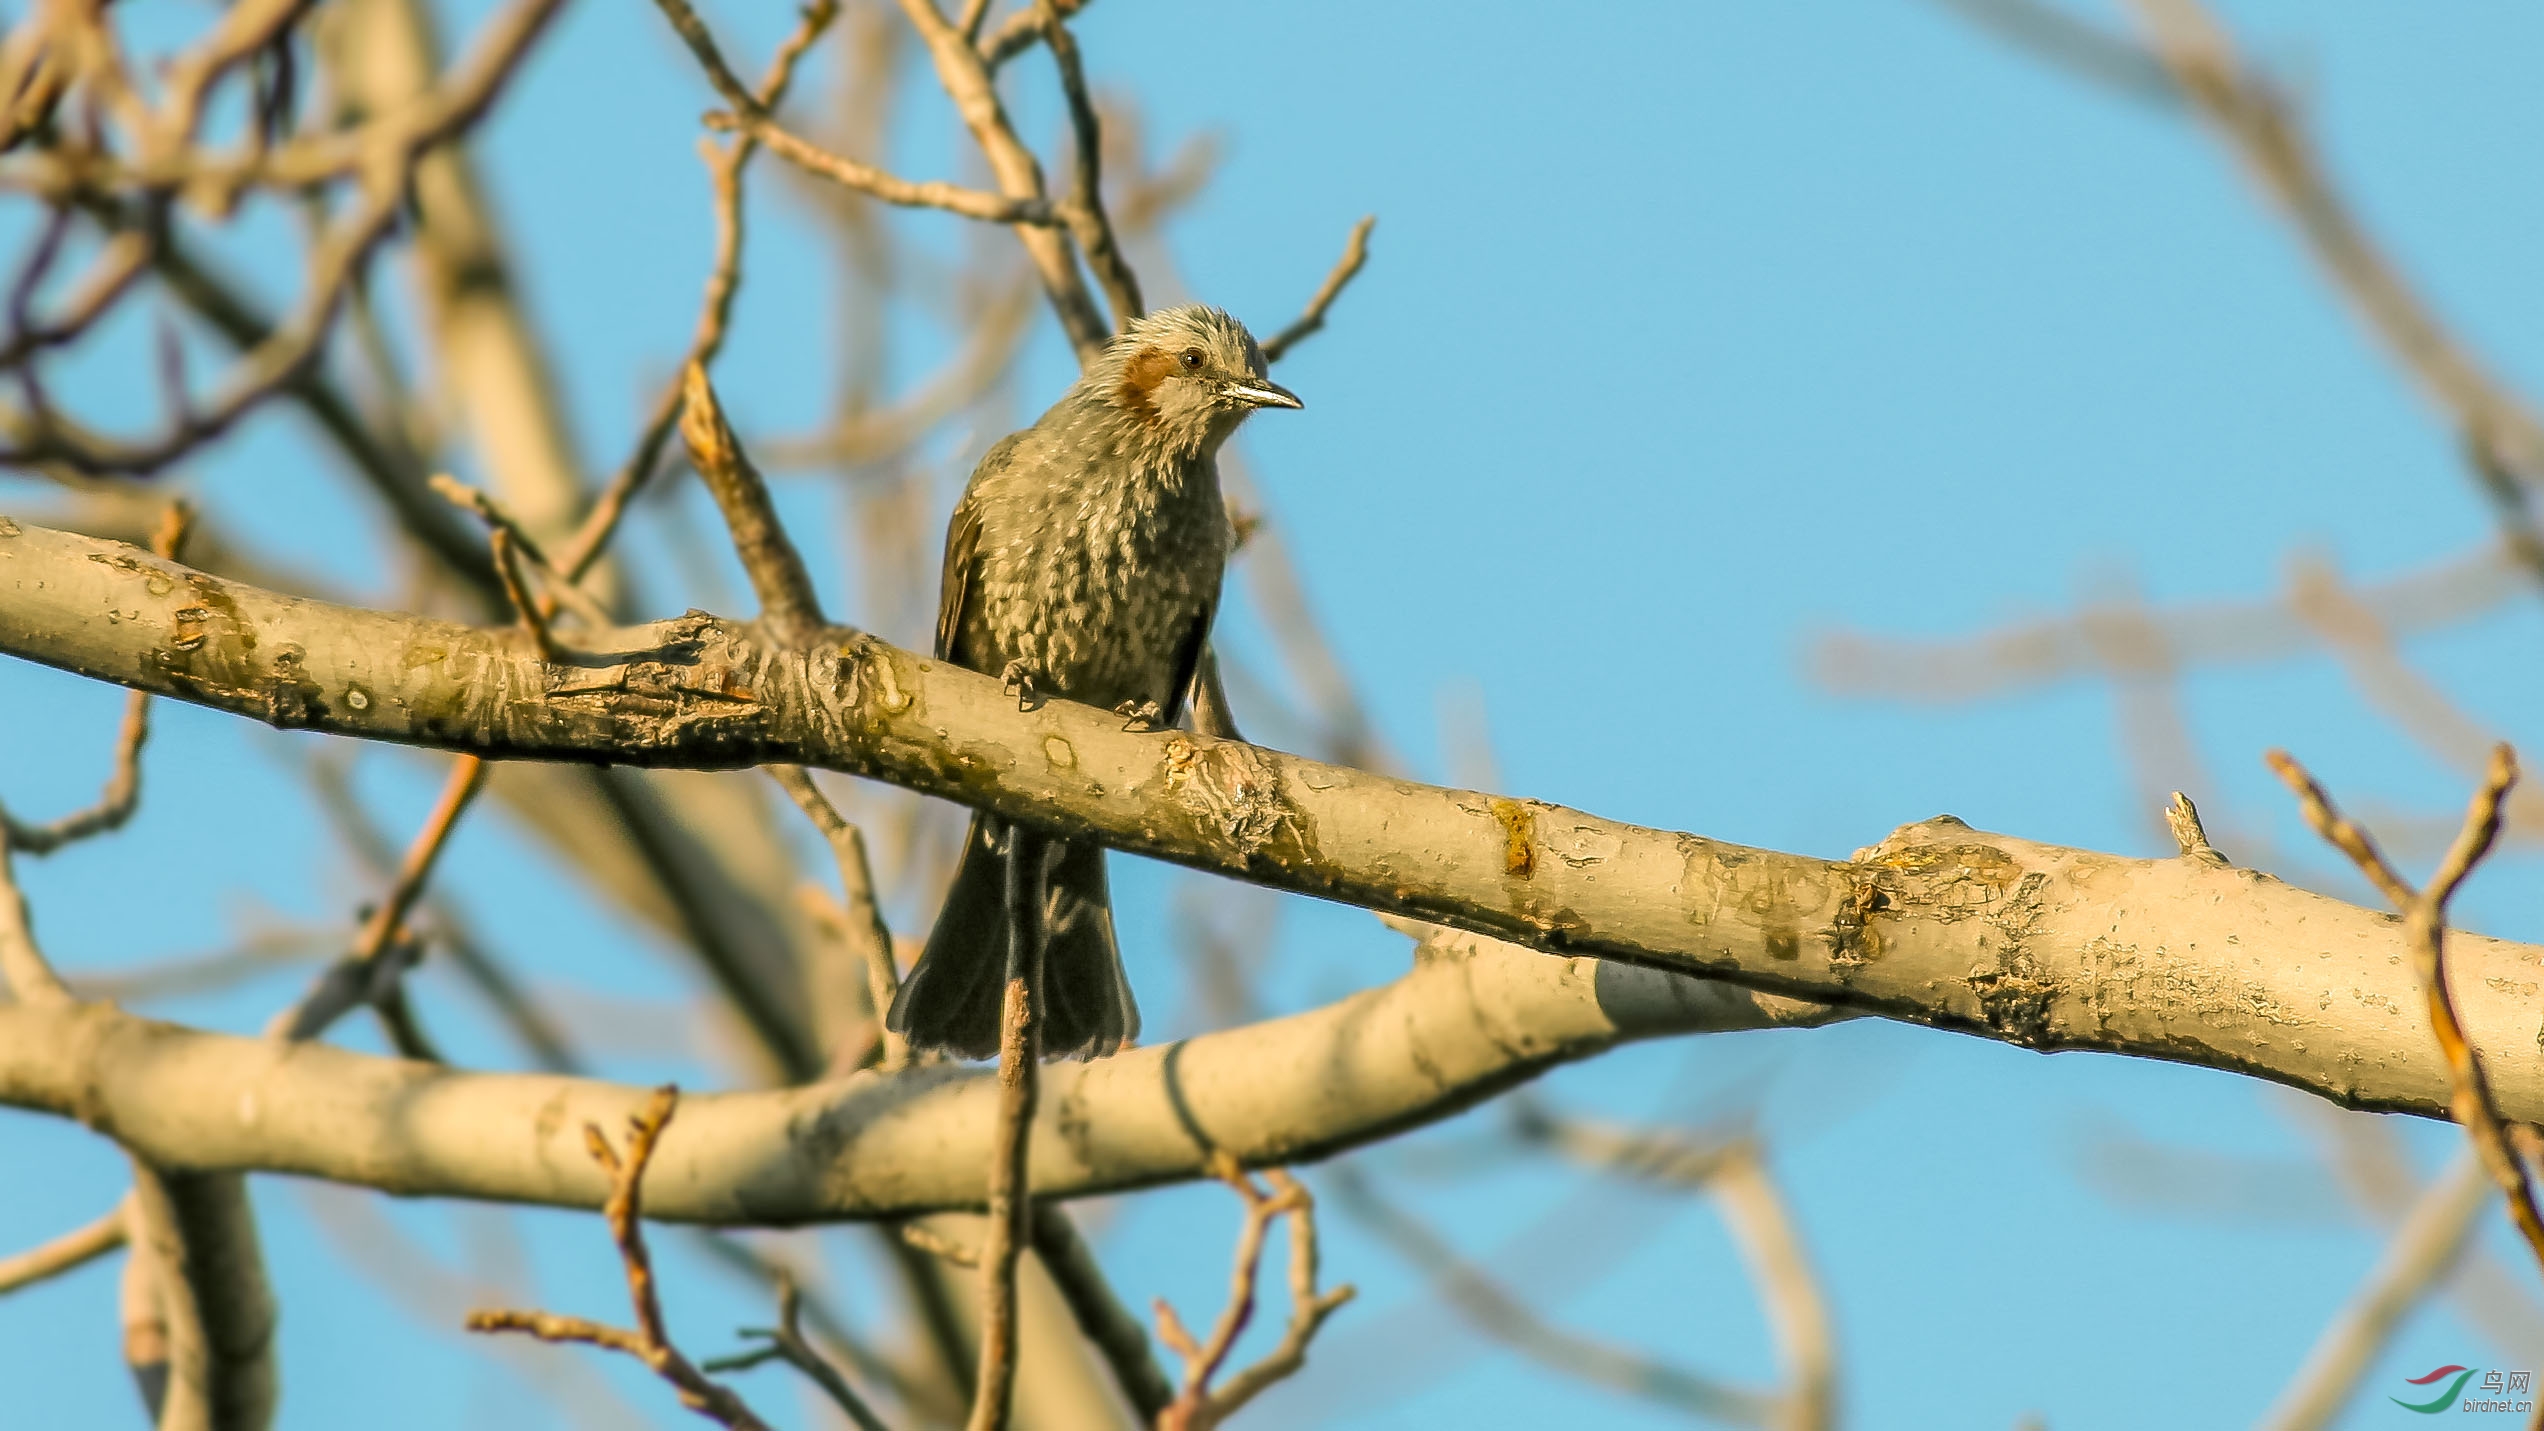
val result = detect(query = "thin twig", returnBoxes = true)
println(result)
[708,112,1059,225]
[980,0,1087,72]
[1031,1201,1176,1421]
[688,1232,928,1413]
[1926,0,2177,103]
[489,528,560,662]
[0,0,569,475]
[1713,1146,1837,1431]
[767,764,905,1070]
[1035,0,1141,328]
[2269,745,2544,1280]
[680,363,826,646]
[271,755,488,1046]
[895,0,1110,362]
[1260,215,1374,363]
[297,753,580,1073]
[968,825,1046,1431]
[2123,0,2544,591]
[1155,1157,1355,1430]
[553,0,838,591]
[701,1271,891,1431]
[1329,1160,1767,1424]
[0,816,67,1004]
[0,1196,129,1294]
[469,1087,776,1430]
[1,501,186,855]
[428,474,614,629]
[2164,790,2230,867]
[2257,1147,2491,1431]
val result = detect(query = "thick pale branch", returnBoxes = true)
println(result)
[0,932,1824,1221]
[5,519,2543,1127]
[125,1163,277,1431]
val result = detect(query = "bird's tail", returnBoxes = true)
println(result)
[888,813,1138,1061]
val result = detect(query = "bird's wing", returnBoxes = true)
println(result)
[934,433,1023,664]
[934,494,979,664]
[1162,601,1215,731]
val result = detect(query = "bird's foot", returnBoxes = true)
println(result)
[1114,698,1164,732]
[1001,658,1044,711]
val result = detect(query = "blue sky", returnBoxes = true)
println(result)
[8,1,2544,1426]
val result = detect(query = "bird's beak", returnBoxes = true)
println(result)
[1224,378,1303,410]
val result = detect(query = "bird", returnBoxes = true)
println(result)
[887,304,1302,1060]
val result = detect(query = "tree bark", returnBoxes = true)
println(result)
[5,515,2541,1140]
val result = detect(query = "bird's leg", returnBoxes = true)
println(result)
[1000,658,1044,711]
[1113,698,1164,732]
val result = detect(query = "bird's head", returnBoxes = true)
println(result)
[1099,305,1300,452]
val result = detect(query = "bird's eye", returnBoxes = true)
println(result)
[1179,348,1204,372]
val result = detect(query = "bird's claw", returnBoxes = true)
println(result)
[1114,698,1164,732]
[1001,659,1043,711]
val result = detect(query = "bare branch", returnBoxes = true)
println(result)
[2257,1147,2490,1431]
[895,0,1111,361]
[968,827,1046,1431]
[489,529,561,663]
[428,475,614,629]
[469,1088,776,1430]
[125,1162,278,1431]
[980,0,1088,73]
[555,0,838,589]
[1031,1202,1175,1423]
[767,764,904,1070]
[2271,746,2544,1281]
[1925,0,2176,104]
[15,520,2544,1129]
[0,926,1832,1221]
[1332,1163,1768,1424]
[701,1272,890,1431]
[680,363,826,646]
[1035,0,1142,328]
[1260,216,1374,363]
[270,754,487,1046]
[644,0,767,117]
[0,817,67,1005]
[708,112,1060,224]
[1813,540,2522,704]
[1155,1159,1353,1430]
[2122,0,2544,584]
[1714,1147,1837,1431]
[0,1196,128,1295]
[0,0,569,474]
[2,501,186,856]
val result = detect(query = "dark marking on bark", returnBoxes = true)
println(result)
[1147,735,1317,874]
[1971,870,2057,1045]
[262,643,321,727]
[1490,798,1537,879]
[1828,867,1888,975]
